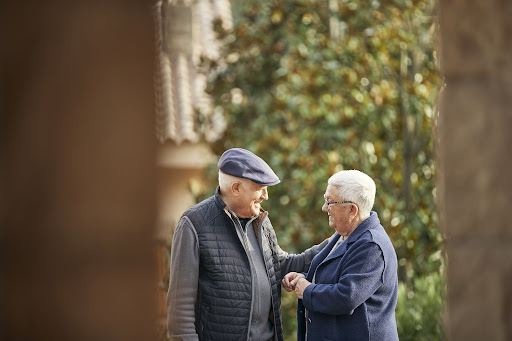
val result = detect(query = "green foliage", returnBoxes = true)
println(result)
[396,264,446,340]
[196,0,444,339]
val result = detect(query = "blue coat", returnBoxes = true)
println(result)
[297,212,399,341]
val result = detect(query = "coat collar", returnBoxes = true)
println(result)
[344,211,380,244]
[214,186,227,210]
[323,212,381,261]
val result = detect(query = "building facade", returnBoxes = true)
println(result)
[152,0,232,325]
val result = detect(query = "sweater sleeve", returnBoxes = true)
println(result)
[167,217,200,341]
[273,227,330,279]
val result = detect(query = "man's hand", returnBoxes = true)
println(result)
[294,278,311,300]
[282,272,305,292]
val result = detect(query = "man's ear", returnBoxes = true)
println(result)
[231,182,241,196]
[350,203,359,217]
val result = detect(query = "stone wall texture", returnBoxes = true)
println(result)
[438,0,512,340]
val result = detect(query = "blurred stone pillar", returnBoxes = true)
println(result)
[1,1,157,341]
[438,1,512,340]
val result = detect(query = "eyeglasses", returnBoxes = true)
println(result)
[324,198,354,207]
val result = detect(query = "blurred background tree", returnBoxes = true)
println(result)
[195,0,444,339]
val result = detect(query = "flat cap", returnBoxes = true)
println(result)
[218,148,280,186]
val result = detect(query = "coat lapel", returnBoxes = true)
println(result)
[313,212,380,272]
[323,238,348,263]
[306,233,341,281]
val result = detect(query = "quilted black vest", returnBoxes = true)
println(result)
[184,190,284,341]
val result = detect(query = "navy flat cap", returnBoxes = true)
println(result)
[218,148,280,186]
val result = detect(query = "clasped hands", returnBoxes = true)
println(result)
[282,272,311,300]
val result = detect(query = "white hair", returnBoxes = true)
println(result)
[218,170,249,193]
[328,170,376,220]
[219,171,235,192]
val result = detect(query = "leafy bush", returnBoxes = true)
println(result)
[396,264,446,340]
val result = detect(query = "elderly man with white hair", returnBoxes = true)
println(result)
[283,170,399,341]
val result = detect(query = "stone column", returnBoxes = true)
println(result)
[438,1,512,340]
[0,2,157,340]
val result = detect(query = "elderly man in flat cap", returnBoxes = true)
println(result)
[167,148,330,341]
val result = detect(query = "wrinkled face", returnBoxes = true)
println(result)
[322,184,354,236]
[233,180,269,218]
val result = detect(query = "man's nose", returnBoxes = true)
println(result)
[261,188,268,200]
[322,202,328,212]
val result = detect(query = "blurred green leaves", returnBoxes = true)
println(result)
[396,265,446,340]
